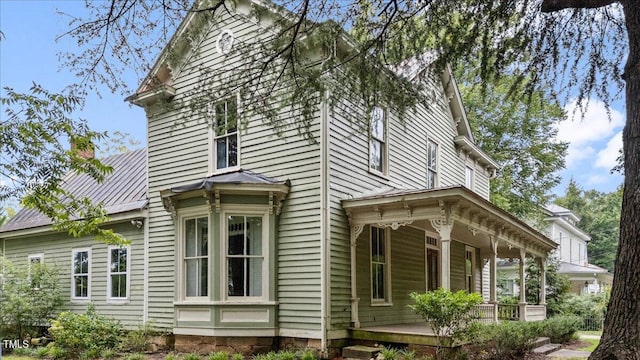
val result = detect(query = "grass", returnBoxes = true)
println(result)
[3,356,34,360]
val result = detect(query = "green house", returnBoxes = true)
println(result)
[1,0,557,355]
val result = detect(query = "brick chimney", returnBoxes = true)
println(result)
[70,139,95,160]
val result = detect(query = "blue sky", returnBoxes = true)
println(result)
[0,1,626,196]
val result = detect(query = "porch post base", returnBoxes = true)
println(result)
[518,302,527,321]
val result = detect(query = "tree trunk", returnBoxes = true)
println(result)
[589,2,640,359]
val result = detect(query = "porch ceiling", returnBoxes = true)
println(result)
[342,186,556,258]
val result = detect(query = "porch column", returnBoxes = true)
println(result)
[519,247,527,321]
[350,225,364,328]
[489,236,498,323]
[431,220,453,290]
[539,257,547,305]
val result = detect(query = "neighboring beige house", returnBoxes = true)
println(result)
[1,0,557,355]
[499,204,613,297]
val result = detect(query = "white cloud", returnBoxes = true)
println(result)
[556,100,625,167]
[595,131,623,169]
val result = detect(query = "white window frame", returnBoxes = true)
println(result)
[209,95,241,175]
[107,245,131,302]
[221,205,270,303]
[427,138,439,189]
[465,164,474,189]
[71,248,91,301]
[370,226,392,306]
[369,107,389,176]
[177,207,210,301]
[465,246,476,293]
[28,253,44,289]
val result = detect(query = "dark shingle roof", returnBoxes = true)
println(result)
[1,148,148,233]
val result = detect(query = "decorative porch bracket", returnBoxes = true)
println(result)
[350,224,364,328]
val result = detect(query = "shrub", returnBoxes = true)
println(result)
[101,348,118,360]
[541,315,581,343]
[378,347,400,360]
[409,289,483,359]
[48,303,123,357]
[125,353,146,360]
[0,258,63,339]
[165,353,179,360]
[120,322,160,352]
[277,350,296,360]
[47,345,67,360]
[209,351,229,360]
[482,321,541,358]
[184,353,202,360]
[36,346,49,358]
[297,349,317,360]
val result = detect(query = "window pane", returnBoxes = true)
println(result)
[197,218,208,256]
[371,107,384,140]
[185,219,196,257]
[200,258,208,297]
[186,258,197,297]
[111,274,127,298]
[228,216,245,255]
[216,137,228,169]
[370,140,382,171]
[228,134,238,167]
[247,217,262,255]
[248,258,262,296]
[228,258,245,296]
[372,263,385,299]
[427,171,436,189]
[75,276,87,298]
[228,100,237,132]
[215,102,226,136]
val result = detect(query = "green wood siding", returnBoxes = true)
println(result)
[355,226,424,327]
[1,223,145,327]
[145,10,322,332]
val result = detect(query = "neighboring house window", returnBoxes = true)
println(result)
[369,107,387,174]
[465,165,474,189]
[427,139,438,189]
[425,235,439,291]
[184,216,209,298]
[108,246,130,300]
[465,246,475,293]
[371,226,391,304]
[213,97,239,171]
[502,279,515,295]
[28,254,44,289]
[226,215,265,298]
[72,248,91,300]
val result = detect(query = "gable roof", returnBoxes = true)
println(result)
[1,148,148,233]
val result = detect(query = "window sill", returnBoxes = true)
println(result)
[71,298,91,304]
[174,300,214,306]
[209,166,242,177]
[215,300,278,306]
[368,169,390,181]
[370,301,393,307]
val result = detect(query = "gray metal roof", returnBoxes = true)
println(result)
[1,148,148,233]
[171,170,290,193]
[559,261,610,274]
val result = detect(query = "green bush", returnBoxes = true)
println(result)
[0,258,63,339]
[409,289,483,359]
[48,303,123,357]
[541,315,581,343]
[231,353,245,360]
[184,353,202,360]
[209,351,229,360]
[481,321,541,358]
[120,322,160,352]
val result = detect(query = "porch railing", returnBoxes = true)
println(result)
[497,304,520,321]
[472,304,496,324]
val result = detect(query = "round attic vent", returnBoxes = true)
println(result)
[216,29,235,55]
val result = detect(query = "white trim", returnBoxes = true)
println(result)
[173,327,277,337]
[209,95,241,175]
[465,245,476,293]
[278,328,323,338]
[370,226,392,305]
[107,245,131,303]
[71,248,92,301]
[368,106,389,176]
[215,29,235,55]
[320,91,330,353]
[426,137,439,188]
[465,164,475,190]
[177,206,210,301]
[221,205,270,302]
[143,209,149,322]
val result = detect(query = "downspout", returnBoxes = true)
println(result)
[319,89,330,355]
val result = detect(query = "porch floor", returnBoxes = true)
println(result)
[351,323,439,346]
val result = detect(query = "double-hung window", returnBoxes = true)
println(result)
[184,216,209,298]
[226,215,264,298]
[108,246,130,300]
[371,226,391,304]
[28,254,44,289]
[72,248,91,300]
[425,236,439,291]
[369,107,387,174]
[465,246,475,293]
[465,165,474,189]
[427,139,438,189]
[213,98,239,171]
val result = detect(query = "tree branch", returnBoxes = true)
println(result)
[541,0,618,13]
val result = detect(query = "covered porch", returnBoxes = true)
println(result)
[342,186,557,336]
